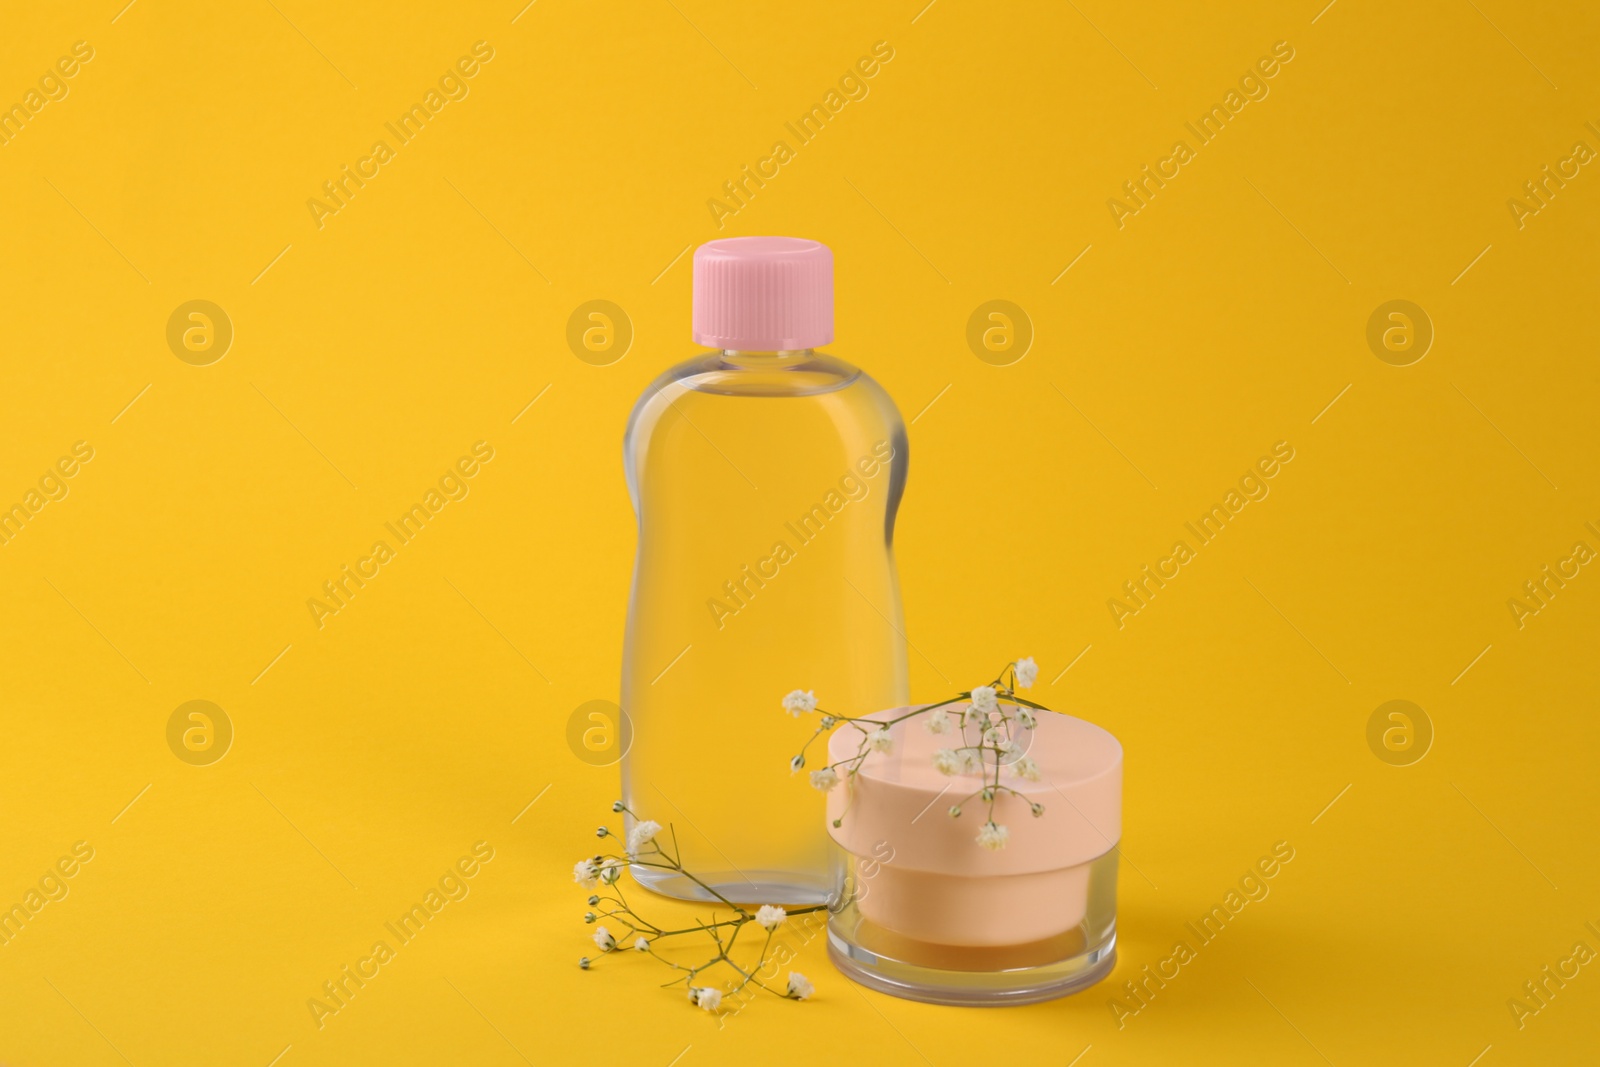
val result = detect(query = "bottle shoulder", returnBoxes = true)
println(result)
[624,349,903,443]
[623,350,907,495]
[642,349,865,399]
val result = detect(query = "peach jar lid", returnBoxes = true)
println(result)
[825,706,1122,877]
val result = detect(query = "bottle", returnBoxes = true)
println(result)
[621,236,909,904]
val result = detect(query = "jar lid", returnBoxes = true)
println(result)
[825,705,1122,876]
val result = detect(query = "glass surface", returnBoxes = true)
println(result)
[621,349,909,904]
[827,847,1120,1005]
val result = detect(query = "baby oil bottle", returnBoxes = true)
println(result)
[621,237,909,904]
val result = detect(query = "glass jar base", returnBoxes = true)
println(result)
[826,924,1116,1007]
[629,864,834,906]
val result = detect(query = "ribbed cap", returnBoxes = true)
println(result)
[692,236,833,351]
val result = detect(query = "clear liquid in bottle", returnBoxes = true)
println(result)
[620,238,909,904]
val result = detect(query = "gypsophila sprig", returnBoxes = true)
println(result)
[573,802,827,1013]
[782,690,817,716]
[625,819,661,854]
[784,658,1058,851]
[977,821,1010,850]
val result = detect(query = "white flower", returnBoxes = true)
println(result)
[782,690,817,716]
[593,926,617,951]
[1011,756,1041,782]
[933,749,962,776]
[787,972,814,1000]
[755,905,786,930]
[1017,708,1037,729]
[600,858,623,884]
[626,820,662,854]
[868,727,893,754]
[970,686,998,714]
[1015,657,1038,689]
[689,986,723,1011]
[977,822,1010,850]
[995,738,1017,755]
[982,727,1001,745]
[634,936,650,952]
[925,708,951,734]
[810,768,840,792]
[573,859,600,887]
[959,749,984,775]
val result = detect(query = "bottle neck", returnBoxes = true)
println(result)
[720,348,815,368]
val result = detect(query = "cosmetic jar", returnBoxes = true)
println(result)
[825,706,1121,1005]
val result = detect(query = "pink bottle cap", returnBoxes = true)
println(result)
[692,236,834,351]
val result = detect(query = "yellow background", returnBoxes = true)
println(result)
[2,0,1598,1063]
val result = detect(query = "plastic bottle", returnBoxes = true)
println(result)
[621,236,909,904]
